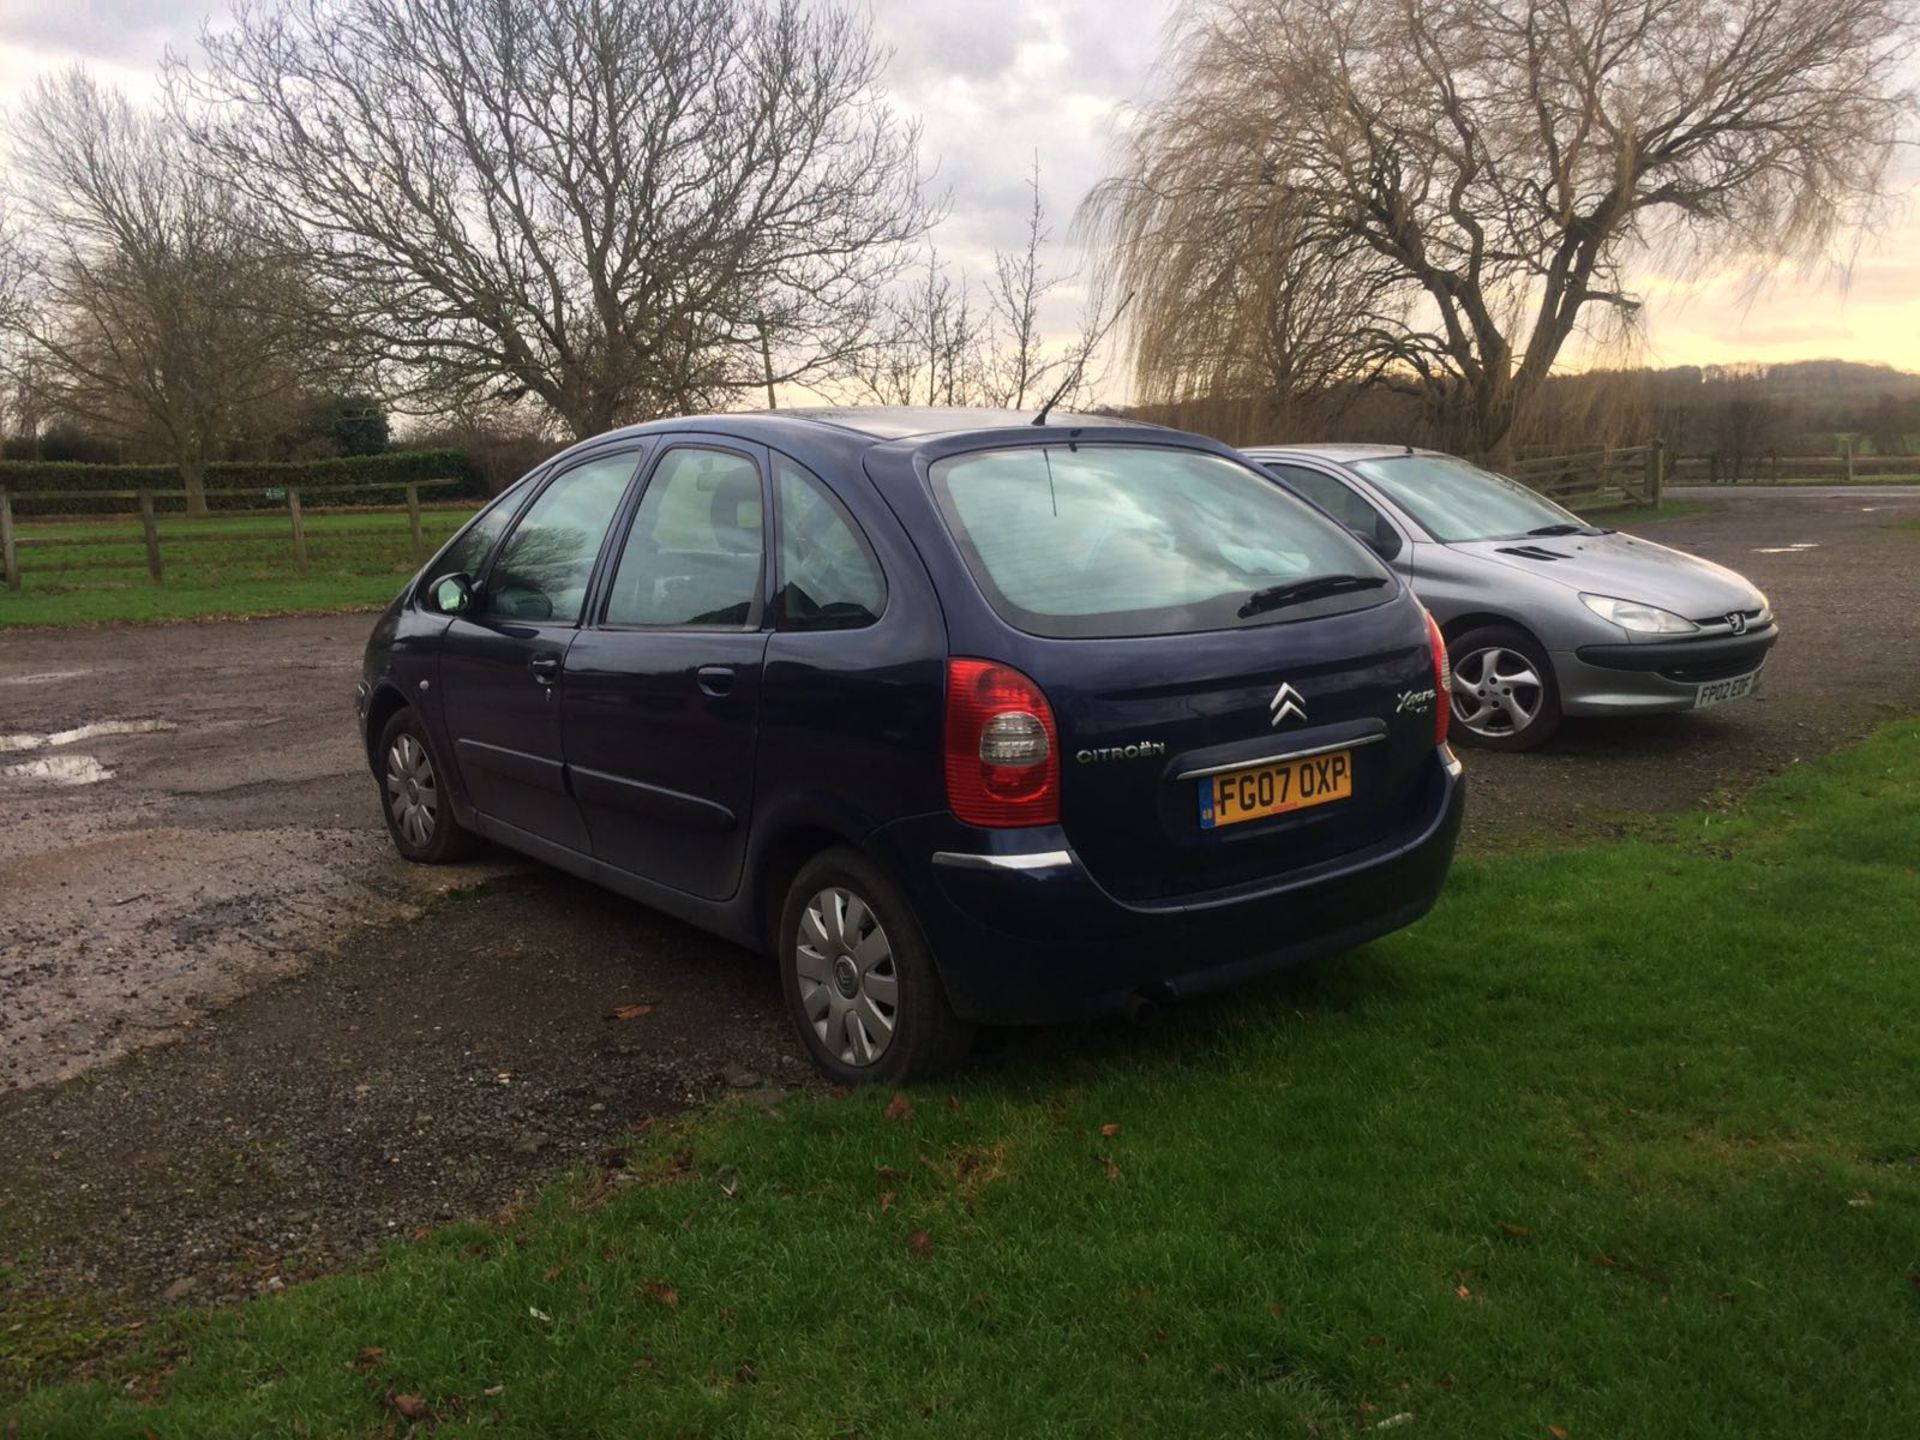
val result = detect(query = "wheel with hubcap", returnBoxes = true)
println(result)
[376,707,482,862]
[1446,624,1562,752]
[779,848,972,1084]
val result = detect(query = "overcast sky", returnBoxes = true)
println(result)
[4,0,1918,401]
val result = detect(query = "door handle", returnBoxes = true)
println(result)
[696,664,736,697]
[528,653,562,684]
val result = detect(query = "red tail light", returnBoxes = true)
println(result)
[944,658,1060,827]
[1423,608,1451,747]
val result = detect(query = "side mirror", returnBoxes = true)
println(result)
[430,572,473,614]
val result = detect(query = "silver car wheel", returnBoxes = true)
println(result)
[385,733,438,848]
[1451,645,1544,739]
[794,886,899,1067]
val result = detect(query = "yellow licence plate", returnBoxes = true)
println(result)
[1198,749,1354,830]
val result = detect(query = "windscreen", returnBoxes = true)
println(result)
[929,444,1391,639]
[1348,454,1591,542]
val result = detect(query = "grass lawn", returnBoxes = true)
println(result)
[0,508,478,627]
[6,723,1918,1437]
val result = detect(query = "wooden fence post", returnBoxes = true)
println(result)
[1645,437,1665,508]
[137,489,165,585]
[1842,435,1855,484]
[0,486,19,594]
[405,482,424,558]
[287,485,309,575]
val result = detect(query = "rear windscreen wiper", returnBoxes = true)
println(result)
[1238,574,1386,619]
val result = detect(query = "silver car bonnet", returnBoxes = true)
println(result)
[1449,530,1766,621]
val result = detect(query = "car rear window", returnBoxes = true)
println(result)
[929,444,1392,639]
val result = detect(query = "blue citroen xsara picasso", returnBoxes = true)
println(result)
[356,408,1464,1082]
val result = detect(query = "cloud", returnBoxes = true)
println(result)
[0,0,210,67]
[869,0,1170,349]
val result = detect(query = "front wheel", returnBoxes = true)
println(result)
[1447,625,1562,752]
[779,848,973,1084]
[376,708,483,863]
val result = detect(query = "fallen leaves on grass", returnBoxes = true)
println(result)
[907,1228,935,1259]
[611,1003,654,1021]
[352,1346,385,1372]
[387,1391,430,1420]
[885,1093,914,1123]
[644,1280,680,1307]
[1096,1154,1120,1180]
[881,1190,896,1212]
[1100,1122,1121,1138]
[1548,1426,1570,1439]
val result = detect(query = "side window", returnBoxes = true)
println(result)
[1267,463,1401,558]
[604,447,765,628]
[774,455,885,630]
[479,453,637,624]
[430,472,538,590]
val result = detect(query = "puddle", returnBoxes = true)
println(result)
[3,755,114,786]
[0,669,95,687]
[0,719,176,754]
[1753,543,1821,554]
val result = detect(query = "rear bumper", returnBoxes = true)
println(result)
[1556,626,1777,716]
[869,749,1465,1024]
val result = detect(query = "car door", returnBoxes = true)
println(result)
[436,447,646,852]
[1264,461,1412,575]
[561,440,772,900]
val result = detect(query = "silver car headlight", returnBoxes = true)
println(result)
[1579,593,1700,635]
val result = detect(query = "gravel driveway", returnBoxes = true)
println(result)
[2,485,1917,1348]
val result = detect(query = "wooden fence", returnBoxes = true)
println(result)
[0,479,470,594]
[1500,441,1665,509]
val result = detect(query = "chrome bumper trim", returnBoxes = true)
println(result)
[931,849,1075,872]
[1176,732,1385,782]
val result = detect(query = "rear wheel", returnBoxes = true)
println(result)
[376,708,482,863]
[1447,624,1562,752]
[779,847,972,1084]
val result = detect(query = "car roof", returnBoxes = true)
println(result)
[1242,443,1436,463]
[774,406,1155,439]
[539,405,1177,479]
[578,405,1155,447]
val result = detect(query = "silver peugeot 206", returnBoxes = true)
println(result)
[1243,445,1779,751]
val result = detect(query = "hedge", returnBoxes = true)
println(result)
[0,449,481,516]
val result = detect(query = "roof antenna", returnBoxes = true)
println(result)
[1031,290,1134,427]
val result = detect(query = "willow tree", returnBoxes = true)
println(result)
[1088,0,1918,455]
[172,0,931,437]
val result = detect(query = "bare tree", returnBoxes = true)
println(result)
[5,69,322,510]
[172,0,933,438]
[1089,0,1919,456]
[978,158,1068,409]
[850,169,1115,414]
[849,246,987,407]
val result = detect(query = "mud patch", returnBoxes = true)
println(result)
[0,825,497,1092]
